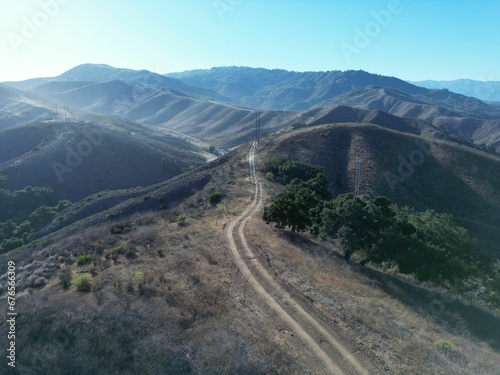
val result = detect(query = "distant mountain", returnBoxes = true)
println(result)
[20,78,294,147]
[411,79,500,103]
[315,86,500,150]
[4,65,500,151]
[166,67,499,117]
[3,64,230,102]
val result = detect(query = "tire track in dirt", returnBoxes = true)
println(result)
[225,142,375,375]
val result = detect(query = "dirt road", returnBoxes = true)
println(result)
[225,142,376,375]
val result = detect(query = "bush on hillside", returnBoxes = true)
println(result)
[72,274,93,293]
[208,191,224,206]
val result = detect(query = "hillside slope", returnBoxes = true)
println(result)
[0,140,498,374]
[261,123,500,257]
[317,87,500,150]
[0,120,205,201]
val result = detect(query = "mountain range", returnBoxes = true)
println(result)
[2,63,499,250]
[1,64,500,374]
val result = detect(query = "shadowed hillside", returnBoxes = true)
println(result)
[0,120,205,201]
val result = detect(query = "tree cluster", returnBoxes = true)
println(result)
[262,158,491,284]
[0,177,71,253]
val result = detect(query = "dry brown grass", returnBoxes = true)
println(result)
[0,148,308,374]
[2,138,499,374]
[246,188,500,374]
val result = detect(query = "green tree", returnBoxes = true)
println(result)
[266,156,326,185]
[263,175,331,232]
[404,210,484,282]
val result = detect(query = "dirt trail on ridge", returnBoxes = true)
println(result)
[225,142,378,375]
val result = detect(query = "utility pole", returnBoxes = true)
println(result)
[255,112,261,148]
[354,158,362,197]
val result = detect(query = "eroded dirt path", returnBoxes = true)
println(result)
[225,142,376,375]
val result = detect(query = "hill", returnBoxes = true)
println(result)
[2,76,298,148]
[5,65,500,150]
[0,84,58,130]
[0,119,206,202]
[166,67,500,150]
[260,123,500,257]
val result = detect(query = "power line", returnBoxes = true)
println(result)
[64,105,70,123]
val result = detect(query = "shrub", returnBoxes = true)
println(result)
[133,271,145,284]
[434,338,456,351]
[177,214,187,226]
[110,224,132,235]
[208,191,224,205]
[72,273,93,292]
[216,203,227,213]
[266,156,326,185]
[76,253,92,266]
[265,172,275,181]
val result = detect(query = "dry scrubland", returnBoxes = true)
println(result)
[245,214,500,374]
[0,151,314,374]
[1,131,499,374]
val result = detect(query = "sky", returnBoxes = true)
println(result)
[0,0,499,82]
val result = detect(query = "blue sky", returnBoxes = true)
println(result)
[0,0,499,82]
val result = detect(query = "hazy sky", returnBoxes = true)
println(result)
[0,0,499,82]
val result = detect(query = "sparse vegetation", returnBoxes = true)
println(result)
[110,223,132,235]
[133,271,145,284]
[59,268,72,290]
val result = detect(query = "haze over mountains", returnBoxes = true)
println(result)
[2,63,500,207]
[411,79,500,103]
